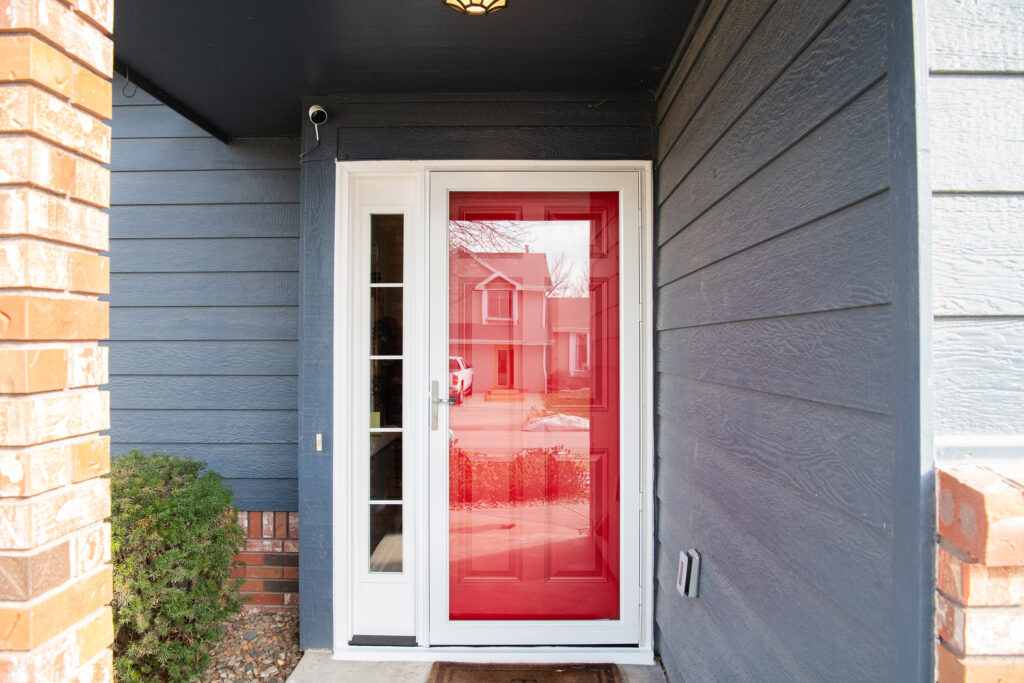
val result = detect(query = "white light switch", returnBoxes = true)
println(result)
[676,551,689,598]
[316,433,323,452]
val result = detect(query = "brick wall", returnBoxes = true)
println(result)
[936,463,1024,680]
[0,0,114,680]
[235,510,299,613]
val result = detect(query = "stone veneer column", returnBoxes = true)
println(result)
[936,464,1024,680]
[0,0,115,680]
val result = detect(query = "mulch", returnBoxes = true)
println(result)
[203,611,301,682]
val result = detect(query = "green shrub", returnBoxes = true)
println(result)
[110,451,246,682]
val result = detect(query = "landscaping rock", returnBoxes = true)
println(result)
[203,611,300,683]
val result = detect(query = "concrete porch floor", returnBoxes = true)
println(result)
[287,651,667,682]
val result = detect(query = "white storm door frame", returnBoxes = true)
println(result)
[427,169,647,647]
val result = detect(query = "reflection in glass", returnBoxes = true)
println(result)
[447,191,620,620]
[369,504,402,572]
[371,288,403,356]
[370,434,402,501]
[370,215,404,283]
[371,360,402,427]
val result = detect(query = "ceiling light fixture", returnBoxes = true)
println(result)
[444,0,507,15]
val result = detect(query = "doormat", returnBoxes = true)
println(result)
[427,662,622,683]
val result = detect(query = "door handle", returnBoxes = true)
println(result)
[430,380,455,430]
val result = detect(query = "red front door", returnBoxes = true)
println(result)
[446,191,621,621]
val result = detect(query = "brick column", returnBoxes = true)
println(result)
[0,0,114,680]
[936,464,1024,681]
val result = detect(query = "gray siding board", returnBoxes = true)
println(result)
[338,126,651,161]
[108,341,297,375]
[657,379,893,528]
[656,0,775,156]
[108,238,298,273]
[657,194,892,324]
[109,79,301,512]
[658,79,890,253]
[111,137,300,171]
[658,307,894,413]
[656,0,730,123]
[110,307,298,341]
[112,410,297,444]
[110,204,299,238]
[653,0,909,677]
[335,98,650,128]
[114,445,297,479]
[110,273,298,306]
[659,0,886,216]
[224,479,298,512]
[110,376,296,410]
[111,103,211,138]
[111,169,300,205]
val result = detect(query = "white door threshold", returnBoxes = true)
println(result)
[330,644,655,665]
[290,650,665,683]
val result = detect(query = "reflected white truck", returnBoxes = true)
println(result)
[449,356,474,404]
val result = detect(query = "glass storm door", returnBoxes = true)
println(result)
[428,171,642,646]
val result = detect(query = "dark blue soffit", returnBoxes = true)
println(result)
[112,0,696,138]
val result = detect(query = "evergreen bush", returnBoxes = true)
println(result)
[110,451,246,682]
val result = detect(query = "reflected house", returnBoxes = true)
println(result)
[449,248,555,397]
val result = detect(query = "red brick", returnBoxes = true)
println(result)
[937,592,1024,656]
[288,511,299,539]
[262,511,274,538]
[228,567,243,579]
[237,510,249,534]
[245,566,281,579]
[246,592,283,606]
[0,136,75,195]
[0,34,73,97]
[70,435,109,482]
[246,538,282,552]
[0,442,69,497]
[283,540,298,553]
[235,552,264,566]
[283,592,299,606]
[0,85,111,164]
[0,477,109,548]
[71,60,111,119]
[0,564,111,650]
[73,646,113,683]
[67,344,107,388]
[73,0,114,34]
[275,511,288,539]
[0,187,108,250]
[939,465,1024,567]
[937,643,1024,682]
[0,348,68,393]
[0,390,109,447]
[282,567,299,580]
[939,545,1024,607]
[238,579,262,592]
[0,0,113,77]
[0,539,70,600]
[0,295,109,341]
[249,510,261,538]
[75,606,113,666]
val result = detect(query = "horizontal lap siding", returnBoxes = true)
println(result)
[653,0,895,679]
[927,0,1024,460]
[107,74,300,509]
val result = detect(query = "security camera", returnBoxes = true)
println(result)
[308,105,328,125]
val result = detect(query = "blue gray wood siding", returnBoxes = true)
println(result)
[652,0,925,679]
[107,74,301,510]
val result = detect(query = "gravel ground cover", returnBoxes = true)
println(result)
[203,611,301,682]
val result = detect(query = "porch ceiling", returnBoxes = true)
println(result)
[113,0,696,138]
